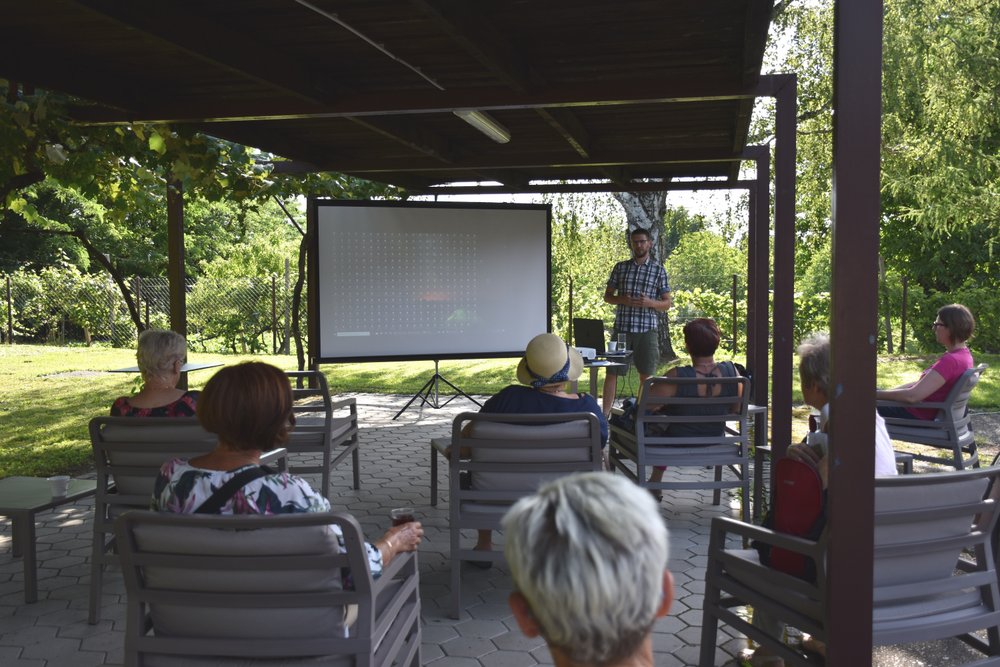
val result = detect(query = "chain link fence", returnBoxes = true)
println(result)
[1,267,302,354]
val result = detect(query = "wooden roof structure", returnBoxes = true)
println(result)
[3,0,772,193]
[2,2,888,663]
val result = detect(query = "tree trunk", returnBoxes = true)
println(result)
[11,225,145,333]
[611,192,677,362]
[273,197,308,372]
[292,231,308,372]
[878,255,893,353]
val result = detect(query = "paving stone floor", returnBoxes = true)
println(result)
[1,393,991,666]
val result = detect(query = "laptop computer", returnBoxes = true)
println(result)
[573,318,606,355]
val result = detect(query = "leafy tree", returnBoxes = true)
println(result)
[549,197,625,340]
[187,221,298,353]
[761,0,1000,353]
[1,80,403,364]
[666,230,746,294]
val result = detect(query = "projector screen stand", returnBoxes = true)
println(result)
[393,360,482,420]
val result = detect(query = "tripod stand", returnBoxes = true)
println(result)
[393,360,482,420]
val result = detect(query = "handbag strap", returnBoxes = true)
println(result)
[194,465,274,514]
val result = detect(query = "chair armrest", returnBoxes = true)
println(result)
[431,438,451,457]
[260,447,288,471]
[876,398,948,410]
[711,516,823,557]
[374,550,417,592]
[330,396,357,412]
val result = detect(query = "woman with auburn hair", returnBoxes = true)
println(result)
[111,329,198,417]
[877,303,975,420]
[645,318,744,496]
[152,362,422,577]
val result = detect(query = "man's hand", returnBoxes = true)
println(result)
[628,294,648,307]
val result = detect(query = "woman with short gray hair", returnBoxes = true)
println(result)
[502,473,673,667]
[110,329,199,417]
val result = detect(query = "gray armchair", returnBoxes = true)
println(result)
[608,375,751,522]
[877,363,987,469]
[286,370,361,495]
[699,466,1000,666]
[88,416,286,625]
[445,411,604,618]
[115,510,420,666]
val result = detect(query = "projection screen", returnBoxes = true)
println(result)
[308,200,551,363]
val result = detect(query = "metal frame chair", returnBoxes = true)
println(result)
[115,510,420,666]
[608,376,752,522]
[286,370,361,496]
[877,363,987,470]
[699,466,1000,666]
[445,411,603,618]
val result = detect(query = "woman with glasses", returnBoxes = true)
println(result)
[876,303,975,420]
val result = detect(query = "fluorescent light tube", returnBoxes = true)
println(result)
[453,109,511,144]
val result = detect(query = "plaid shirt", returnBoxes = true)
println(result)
[607,258,670,333]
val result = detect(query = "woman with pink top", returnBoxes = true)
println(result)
[876,303,975,420]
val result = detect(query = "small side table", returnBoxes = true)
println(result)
[110,362,222,374]
[577,356,629,397]
[0,477,98,603]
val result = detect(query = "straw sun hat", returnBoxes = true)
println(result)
[516,333,584,388]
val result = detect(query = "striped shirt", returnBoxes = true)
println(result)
[607,258,670,333]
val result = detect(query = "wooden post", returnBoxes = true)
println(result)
[901,275,908,353]
[271,274,278,354]
[731,273,738,353]
[166,177,187,389]
[827,0,883,663]
[5,275,12,344]
[567,277,574,343]
[772,75,797,455]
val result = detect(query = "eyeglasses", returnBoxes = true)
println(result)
[932,321,946,328]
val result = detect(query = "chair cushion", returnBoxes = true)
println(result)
[873,477,989,587]
[101,420,211,443]
[468,420,592,492]
[134,522,346,640]
[469,420,591,440]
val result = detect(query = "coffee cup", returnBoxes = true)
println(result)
[608,341,619,352]
[47,475,70,497]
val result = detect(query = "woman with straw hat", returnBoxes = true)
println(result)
[461,332,608,566]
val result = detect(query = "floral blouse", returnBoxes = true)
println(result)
[152,459,384,580]
[110,391,200,417]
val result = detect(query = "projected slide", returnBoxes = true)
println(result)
[309,200,551,362]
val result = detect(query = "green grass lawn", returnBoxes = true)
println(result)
[1,344,997,478]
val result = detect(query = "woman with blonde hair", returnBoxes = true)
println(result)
[110,329,198,417]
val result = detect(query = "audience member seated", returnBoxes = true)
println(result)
[502,473,673,667]
[152,361,422,578]
[748,333,896,667]
[456,332,608,563]
[646,318,744,493]
[110,329,198,417]
[481,332,608,442]
[876,303,975,420]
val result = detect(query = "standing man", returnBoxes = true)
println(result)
[602,227,672,414]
